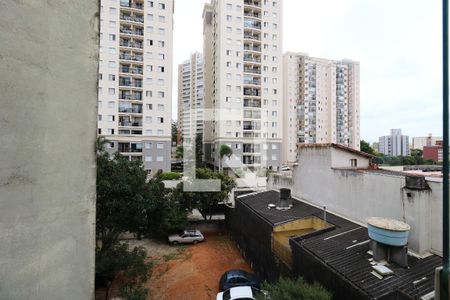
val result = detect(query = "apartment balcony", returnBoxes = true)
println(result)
[120,27,144,36]
[243,56,261,64]
[119,92,142,101]
[120,40,144,50]
[243,121,261,131]
[243,45,261,52]
[119,67,143,75]
[243,155,261,165]
[244,110,261,119]
[244,19,261,30]
[243,132,261,138]
[243,34,261,41]
[244,99,261,108]
[243,67,261,74]
[119,80,142,88]
[120,2,144,11]
[118,103,143,114]
[244,11,261,19]
[118,142,143,153]
[120,14,144,24]
[119,121,143,127]
[119,53,143,62]
[243,88,261,97]
[243,79,261,86]
[244,0,261,8]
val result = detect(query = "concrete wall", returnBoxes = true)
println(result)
[269,147,443,255]
[0,1,98,299]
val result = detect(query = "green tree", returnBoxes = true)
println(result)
[219,144,233,171]
[172,120,178,145]
[95,138,188,297]
[360,140,376,156]
[173,168,236,220]
[196,133,204,167]
[175,145,184,159]
[256,277,331,300]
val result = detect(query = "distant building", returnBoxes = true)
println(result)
[412,134,442,150]
[177,52,205,139]
[282,52,360,164]
[378,129,410,156]
[371,142,379,152]
[98,0,175,175]
[202,0,283,171]
[423,140,443,162]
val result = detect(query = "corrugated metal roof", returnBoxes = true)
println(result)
[238,190,442,299]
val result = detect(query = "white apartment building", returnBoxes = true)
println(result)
[282,52,360,164]
[177,52,205,139]
[379,129,410,156]
[203,0,283,171]
[98,0,174,174]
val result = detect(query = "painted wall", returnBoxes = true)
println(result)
[0,1,98,299]
[270,147,442,255]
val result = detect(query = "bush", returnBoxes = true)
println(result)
[95,243,151,288]
[158,172,182,180]
[120,284,148,300]
[257,277,331,300]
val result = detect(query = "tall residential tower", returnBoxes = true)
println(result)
[98,0,174,174]
[203,0,283,171]
[177,52,205,139]
[379,129,410,156]
[282,52,360,164]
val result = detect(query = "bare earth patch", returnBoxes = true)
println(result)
[146,229,252,300]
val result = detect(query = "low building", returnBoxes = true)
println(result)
[227,190,441,300]
[423,140,444,162]
[412,134,442,150]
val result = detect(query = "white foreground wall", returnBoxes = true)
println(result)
[0,1,98,299]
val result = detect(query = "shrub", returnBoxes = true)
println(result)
[158,172,182,180]
[257,277,331,300]
[119,284,148,300]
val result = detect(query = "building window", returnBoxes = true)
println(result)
[350,159,358,168]
[156,156,164,162]
[159,3,165,9]
[145,142,152,149]
[145,156,153,162]
[156,143,164,149]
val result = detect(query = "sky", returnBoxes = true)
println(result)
[172,0,443,143]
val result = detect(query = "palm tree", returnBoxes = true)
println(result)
[219,144,233,172]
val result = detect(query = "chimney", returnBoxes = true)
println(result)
[277,188,291,210]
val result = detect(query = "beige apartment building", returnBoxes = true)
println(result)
[282,52,360,164]
[203,0,283,171]
[177,52,205,139]
[98,0,174,174]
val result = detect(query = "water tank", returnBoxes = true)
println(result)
[367,217,410,246]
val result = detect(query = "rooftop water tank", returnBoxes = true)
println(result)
[367,217,410,247]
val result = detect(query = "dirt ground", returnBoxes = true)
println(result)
[146,227,252,300]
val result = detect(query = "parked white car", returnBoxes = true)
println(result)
[168,229,204,245]
[216,286,267,300]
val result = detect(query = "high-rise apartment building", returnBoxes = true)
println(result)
[379,129,410,156]
[177,52,205,139]
[98,0,174,174]
[282,52,360,164]
[203,0,283,171]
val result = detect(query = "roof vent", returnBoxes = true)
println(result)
[277,188,292,210]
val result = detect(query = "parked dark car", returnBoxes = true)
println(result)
[219,269,261,292]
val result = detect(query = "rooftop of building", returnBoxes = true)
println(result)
[237,190,441,299]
